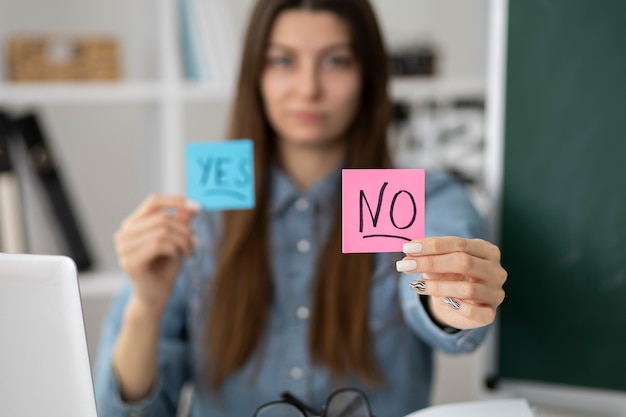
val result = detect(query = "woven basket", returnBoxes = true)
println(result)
[6,35,120,81]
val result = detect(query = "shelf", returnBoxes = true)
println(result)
[181,81,234,102]
[389,76,486,102]
[0,81,163,105]
[78,269,125,299]
[0,78,485,105]
[0,81,235,105]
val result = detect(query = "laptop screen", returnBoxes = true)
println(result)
[0,253,98,417]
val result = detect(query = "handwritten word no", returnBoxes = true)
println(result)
[342,168,424,253]
[359,182,416,241]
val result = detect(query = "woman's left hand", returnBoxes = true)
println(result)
[396,236,507,330]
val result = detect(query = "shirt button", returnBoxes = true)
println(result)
[290,366,304,380]
[295,198,310,211]
[296,306,310,320]
[297,239,311,253]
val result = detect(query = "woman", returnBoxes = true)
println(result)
[94,0,506,416]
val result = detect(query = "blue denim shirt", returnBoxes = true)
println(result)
[94,168,489,417]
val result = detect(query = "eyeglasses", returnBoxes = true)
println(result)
[254,388,373,417]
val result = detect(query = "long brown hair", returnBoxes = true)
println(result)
[204,0,392,389]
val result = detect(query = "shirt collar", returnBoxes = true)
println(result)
[269,164,342,215]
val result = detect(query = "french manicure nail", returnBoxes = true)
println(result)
[396,259,417,272]
[403,242,423,254]
[185,200,202,211]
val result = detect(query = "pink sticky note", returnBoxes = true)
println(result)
[342,169,425,253]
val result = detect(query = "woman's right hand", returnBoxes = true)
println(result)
[114,194,201,318]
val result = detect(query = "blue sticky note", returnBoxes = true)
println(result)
[185,139,255,210]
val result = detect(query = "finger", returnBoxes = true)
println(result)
[126,236,179,266]
[119,211,193,245]
[422,272,465,282]
[116,215,194,257]
[435,297,497,327]
[119,235,180,276]
[119,222,193,258]
[410,279,505,307]
[128,194,201,222]
[397,252,495,281]
[403,237,501,262]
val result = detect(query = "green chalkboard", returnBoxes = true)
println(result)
[498,0,626,392]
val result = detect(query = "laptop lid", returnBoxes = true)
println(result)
[0,253,98,417]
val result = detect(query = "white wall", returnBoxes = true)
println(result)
[227,0,490,79]
[370,0,488,79]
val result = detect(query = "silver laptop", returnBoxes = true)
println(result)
[0,253,98,417]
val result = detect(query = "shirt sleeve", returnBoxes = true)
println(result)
[93,269,192,417]
[398,170,491,354]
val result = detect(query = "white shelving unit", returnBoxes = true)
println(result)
[0,82,162,104]
[0,0,234,283]
[390,76,485,102]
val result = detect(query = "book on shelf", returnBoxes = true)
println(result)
[6,111,95,271]
[0,111,27,254]
[178,0,239,84]
[178,0,210,82]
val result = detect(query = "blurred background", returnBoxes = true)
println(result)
[5,1,621,416]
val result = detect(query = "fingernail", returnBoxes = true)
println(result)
[410,280,426,292]
[403,242,423,254]
[185,200,202,211]
[443,297,461,310]
[191,234,201,248]
[396,260,417,272]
